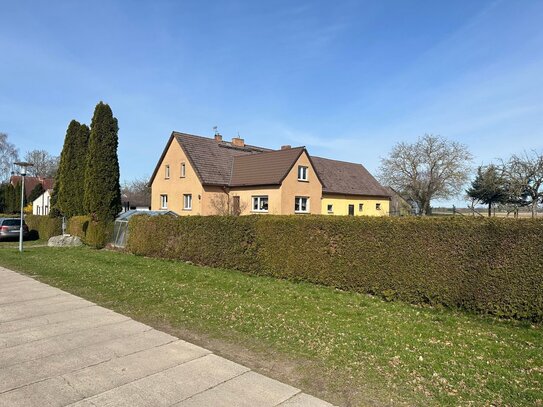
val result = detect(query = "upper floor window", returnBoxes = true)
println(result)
[295,196,309,213]
[160,194,168,209]
[376,203,381,210]
[183,194,192,210]
[181,163,186,178]
[252,196,269,212]
[165,165,170,179]
[297,166,308,181]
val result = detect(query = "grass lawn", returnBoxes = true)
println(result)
[0,246,541,406]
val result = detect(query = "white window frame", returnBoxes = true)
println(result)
[252,196,269,213]
[165,165,170,179]
[181,162,186,178]
[297,165,308,181]
[327,204,333,213]
[294,196,309,213]
[160,194,168,209]
[183,194,192,210]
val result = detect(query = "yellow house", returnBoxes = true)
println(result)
[150,132,390,216]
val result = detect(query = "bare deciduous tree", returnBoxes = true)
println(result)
[209,193,247,216]
[501,151,543,218]
[379,134,473,215]
[0,133,19,181]
[121,177,151,208]
[23,149,59,178]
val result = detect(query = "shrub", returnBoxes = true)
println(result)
[25,214,62,240]
[68,216,91,240]
[85,221,113,249]
[127,215,543,321]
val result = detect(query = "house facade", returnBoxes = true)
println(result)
[150,132,390,216]
[32,189,52,216]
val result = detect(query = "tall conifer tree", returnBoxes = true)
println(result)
[52,120,89,217]
[84,102,121,221]
[58,122,89,217]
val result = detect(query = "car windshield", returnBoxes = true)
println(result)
[2,219,22,226]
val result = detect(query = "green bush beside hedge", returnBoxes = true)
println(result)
[127,215,543,321]
[85,221,113,249]
[25,215,62,240]
[67,216,91,240]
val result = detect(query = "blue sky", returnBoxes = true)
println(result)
[1,0,542,206]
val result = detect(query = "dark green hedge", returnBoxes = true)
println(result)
[127,215,543,321]
[25,215,62,240]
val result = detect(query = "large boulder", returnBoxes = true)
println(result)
[48,235,83,247]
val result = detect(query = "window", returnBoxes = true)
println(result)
[165,165,170,179]
[376,203,381,210]
[297,166,308,181]
[252,196,269,212]
[37,206,41,215]
[183,194,192,210]
[327,204,333,213]
[180,163,186,178]
[160,194,168,209]
[359,203,364,212]
[294,197,309,213]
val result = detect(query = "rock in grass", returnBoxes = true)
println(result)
[48,235,83,247]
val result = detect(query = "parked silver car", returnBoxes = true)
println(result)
[0,218,29,241]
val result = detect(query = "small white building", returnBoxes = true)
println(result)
[33,189,52,216]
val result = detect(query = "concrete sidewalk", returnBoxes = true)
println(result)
[0,266,334,407]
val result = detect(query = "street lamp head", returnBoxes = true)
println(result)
[14,161,33,177]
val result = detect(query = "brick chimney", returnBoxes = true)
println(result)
[232,137,245,147]
[214,133,222,142]
[281,145,291,150]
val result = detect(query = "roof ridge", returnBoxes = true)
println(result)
[174,131,271,152]
[312,155,364,166]
[234,146,305,159]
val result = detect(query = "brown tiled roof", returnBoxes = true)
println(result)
[149,132,269,186]
[312,157,390,198]
[229,147,305,186]
[150,132,389,198]
[10,176,54,198]
[177,133,269,185]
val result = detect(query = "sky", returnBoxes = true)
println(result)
[1,0,542,206]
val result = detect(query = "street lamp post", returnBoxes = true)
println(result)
[14,162,34,252]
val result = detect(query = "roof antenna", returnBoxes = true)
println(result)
[213,126,219,136]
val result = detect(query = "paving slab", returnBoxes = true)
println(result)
[0,305,122,334]
[0,266,334,406]
[174,371,300,407]
[278,393,336,406]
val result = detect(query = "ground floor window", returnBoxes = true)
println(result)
[252,196,268,212]
[160,194,168,209]
[37,206,41,215]
[376,203,381,210]
[183,194,192,210]
[295,196,309,213]
[359,203,364,212]
[327,204,333,213]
